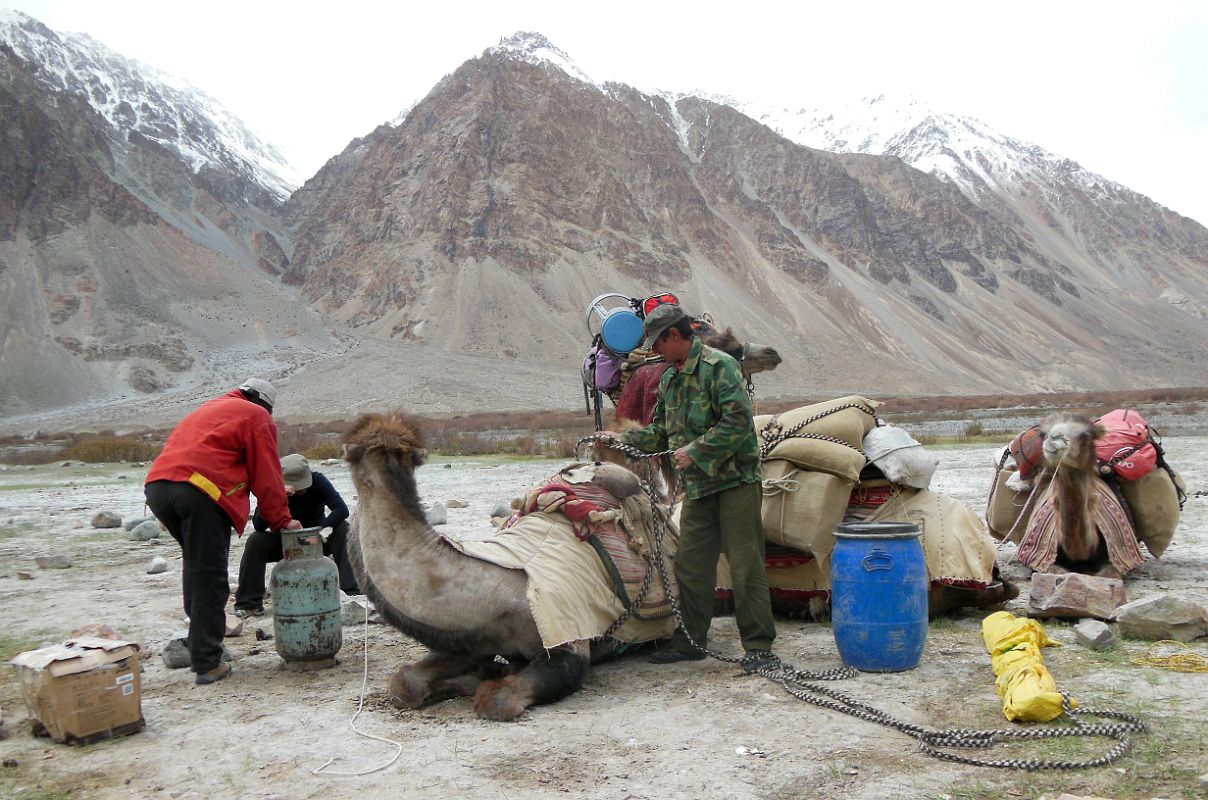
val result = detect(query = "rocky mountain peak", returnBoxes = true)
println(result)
[486,30,594,86]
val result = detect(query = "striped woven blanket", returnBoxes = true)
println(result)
[1017,476,1144,574]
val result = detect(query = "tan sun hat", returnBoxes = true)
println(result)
[281,453,312,491]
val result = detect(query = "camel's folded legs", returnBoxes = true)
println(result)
[473,642,590,722]
[388,650,491,710]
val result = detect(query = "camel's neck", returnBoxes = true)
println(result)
[351,456,527,634]
[1050,468,1098,561]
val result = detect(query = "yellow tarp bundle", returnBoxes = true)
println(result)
[981,611,1074,722]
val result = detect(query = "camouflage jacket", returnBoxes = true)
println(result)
[622,338,760,499]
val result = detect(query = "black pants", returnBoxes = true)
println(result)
[144,480,232,674]
[234,521,359,610]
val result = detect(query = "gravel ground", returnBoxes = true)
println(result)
[0,436,1206,800]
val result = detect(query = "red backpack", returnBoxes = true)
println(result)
[1094,409,1157,480]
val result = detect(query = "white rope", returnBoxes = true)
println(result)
[313,603,404,777]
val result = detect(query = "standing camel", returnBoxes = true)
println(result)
[1016,413,1144,578]
[343,411,666,721]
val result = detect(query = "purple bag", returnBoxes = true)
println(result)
[583,344,622,392]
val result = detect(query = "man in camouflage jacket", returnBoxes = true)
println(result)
[613,304,776,671]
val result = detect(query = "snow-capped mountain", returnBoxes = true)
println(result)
[487,31,596,87]
[742,94,1169,221]
[0,9,300,200]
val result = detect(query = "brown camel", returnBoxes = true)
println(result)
[1021,412,1141,578]
[344,411,663,721]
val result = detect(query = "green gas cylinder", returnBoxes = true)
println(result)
[270,527,342,669]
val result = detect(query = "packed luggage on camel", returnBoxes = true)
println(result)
[577,290,1019,620]
[986,409,1185,579]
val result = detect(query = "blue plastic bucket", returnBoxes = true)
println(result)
[601,309,644,356]
[831,521,928,672]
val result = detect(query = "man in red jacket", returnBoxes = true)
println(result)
[145,378,301,685]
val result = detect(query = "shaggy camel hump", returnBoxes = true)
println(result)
[343,410,427,466]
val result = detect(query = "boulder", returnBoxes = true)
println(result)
[35,555,71,570]
[146,557,169,574]
[1026,573,1127,620]
[124,515,156,531]
[489,500,514,520]
[91,511,122,529]
[1113,595,1208,641]
[445,499,468,508]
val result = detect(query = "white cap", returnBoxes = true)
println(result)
[237,378,277,411]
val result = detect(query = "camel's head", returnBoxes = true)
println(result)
[1039,412,1104,472]
[697,324,783,380]
[343,411,428,469]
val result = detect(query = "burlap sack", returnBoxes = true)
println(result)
[1120,467,1183,558]
[760,459,853,555]
[986,465,1038,543]
[755,396,879,481]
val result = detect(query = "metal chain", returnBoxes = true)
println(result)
[580,435,1144,770]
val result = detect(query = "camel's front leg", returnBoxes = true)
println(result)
[388,651,485,710]
[473,642,590,721]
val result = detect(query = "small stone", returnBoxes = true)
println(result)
[130,520,162,541]
[255,628,272,641]
[488,500,513,519]
[224,614,244,637]
[341,597,380,626]
[16,571,34,580]
[124,515,156,531]
[91,511,122,529]
[445,499,468,508]
[162,637,230,669]
[35,554,71,570]
[1073,618,1117,650]
[146,557,168,575]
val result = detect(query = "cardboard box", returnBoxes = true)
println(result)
[10,637,144,745]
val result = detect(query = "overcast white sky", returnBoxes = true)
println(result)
[8,1,1208,225]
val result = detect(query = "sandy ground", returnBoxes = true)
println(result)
[1,438,1206,800]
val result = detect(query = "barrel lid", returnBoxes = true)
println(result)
[601,309,644,355]
[833,521,921,539]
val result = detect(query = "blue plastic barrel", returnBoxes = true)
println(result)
[600,309,644,356]
[831,521,928,672]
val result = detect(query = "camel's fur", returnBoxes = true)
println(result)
[1038,412,1119,576]
[345,410,604,721]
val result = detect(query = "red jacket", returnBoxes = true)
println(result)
[146,390,292,533]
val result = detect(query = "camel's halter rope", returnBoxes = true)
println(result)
[578,428,1146,770]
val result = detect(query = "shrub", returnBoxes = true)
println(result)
[59,435,161,463]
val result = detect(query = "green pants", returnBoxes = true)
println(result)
[670,480,775,654]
